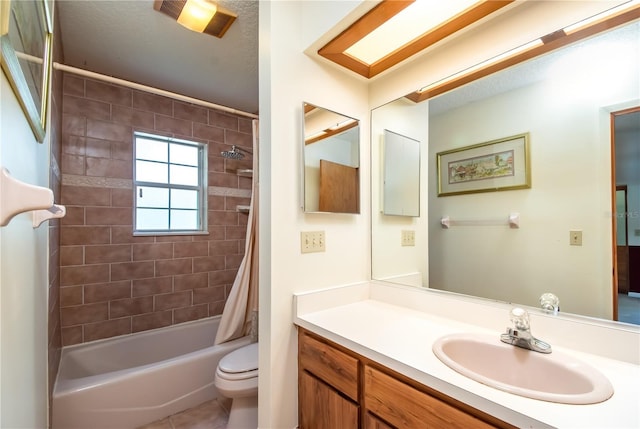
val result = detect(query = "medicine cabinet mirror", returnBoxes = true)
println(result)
[302,102,360,214]
[382,129,420,217]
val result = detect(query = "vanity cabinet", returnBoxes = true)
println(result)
[298,328,515,429]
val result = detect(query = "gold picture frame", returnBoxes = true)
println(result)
[0,0,53,143]
[437,133,531,197]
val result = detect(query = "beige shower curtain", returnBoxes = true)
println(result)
[214,119,259,345]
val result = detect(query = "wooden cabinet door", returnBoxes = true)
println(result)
[299,371,359,429]
[364,412,394,429]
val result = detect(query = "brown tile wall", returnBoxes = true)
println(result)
[59,73,254,346]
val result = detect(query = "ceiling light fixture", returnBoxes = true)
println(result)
[153,0,237,38]
[177,0,217,33]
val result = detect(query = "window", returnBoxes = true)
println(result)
[133,132,208,234]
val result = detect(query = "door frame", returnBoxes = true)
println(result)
[611,106,640,321]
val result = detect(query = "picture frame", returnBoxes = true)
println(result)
[0,0,54,143]
[437,133,531,197]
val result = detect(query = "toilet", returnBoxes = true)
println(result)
[215,342,259,429]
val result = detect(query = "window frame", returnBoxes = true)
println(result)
[133,132,208,236]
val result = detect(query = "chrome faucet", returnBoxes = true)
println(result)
[500,307,552,354]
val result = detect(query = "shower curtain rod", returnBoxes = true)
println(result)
[52,62,259,119]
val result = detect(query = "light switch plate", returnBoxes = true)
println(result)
[570,230,582,246]
[301,231,325,253]
[401,230,415,246]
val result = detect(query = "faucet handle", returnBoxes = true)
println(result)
[540,293,560,314]
[509,307,530,331]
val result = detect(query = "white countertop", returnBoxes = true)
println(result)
[293,283,640,429]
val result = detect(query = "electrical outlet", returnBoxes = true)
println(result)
[401,230,415,246]
[569,230,582,246]
[301,231,325,253]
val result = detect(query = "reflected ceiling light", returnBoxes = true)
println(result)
[153,0,237,38]
[177,0,217,33]
[563,0,640,34]
[318,0,515,78]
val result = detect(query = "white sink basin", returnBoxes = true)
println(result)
[432,333,614,404]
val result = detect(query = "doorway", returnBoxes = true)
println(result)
[612,107,640,325]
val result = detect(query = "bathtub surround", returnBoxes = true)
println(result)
[59,73,255,345]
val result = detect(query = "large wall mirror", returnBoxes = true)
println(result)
[302,102,360,214]
[371,18,640,324]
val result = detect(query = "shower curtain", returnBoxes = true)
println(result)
[214,119,259,345]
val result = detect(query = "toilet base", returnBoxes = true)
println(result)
[226,395,258,429]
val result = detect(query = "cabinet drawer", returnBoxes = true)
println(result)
[299,331,359,401]
[364,365,496,429]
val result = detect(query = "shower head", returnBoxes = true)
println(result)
[221,145,251,160]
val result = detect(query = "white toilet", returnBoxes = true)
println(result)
[215,342,259,429]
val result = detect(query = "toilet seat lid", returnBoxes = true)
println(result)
[219,342,258,374]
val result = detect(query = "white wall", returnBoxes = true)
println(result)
[427,23,639,319]
[258,2,369,428]
[615,125,640,246]
[0,73,50,428]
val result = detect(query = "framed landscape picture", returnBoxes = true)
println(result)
[437,133,531,197]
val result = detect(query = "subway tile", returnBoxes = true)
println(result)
[192,256,225,273]
[111,226,153,244]
[208,110,239,130]
[60,207,84,225]
[238,176,252,190]
[111,188,133,207]
[193,122,224,142]
[155,291,192,311]
[86,157,132,179]
[63,75,85,97]
[63,135,86,155]
[224,130,252,147]
[208,269,236,287]
[86,207,132,226]
[61,326,83,346]
[208,172,238,188]
[112,105,155,129]
[84,281,132,303]
[209,240,238,256]
[110,296,153,318]
[61,264,110,286]
[61,226,110,246]
[238,117,253,134]
[174,101,208,124]
[62,114,87,136]
[60,246,84,266]
[132,91,173,115]
[60,286,83,306]
[63,95,111,120]
[61,302,109,326]
[132,310,173,333]
[207,226,225,240]
[85,79,133,106]
[132,277,173,297]
[61,185,111,206]
[154,115,192,136]
[85,244,132,264]
[174,241,209,258]
[174,272,208,291]
[155,258,192,277]
[208,210,239,226]
[61,154,85,175]
[208,152,225,173]
[225,226,247,240]
[173,304,208,324]
[208,301,225,317]
[133,243,173,261]
[85,137,112,159]
[208,195,225,211]
[225,254,243,270]
[193,286,226,305]
[86,119,132,142]
[225,196,250,211]
[84,317,131,342]
[155,234,192,243]
[111,261,155,281]
[111,141,133,161]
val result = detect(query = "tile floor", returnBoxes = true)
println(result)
[136,398,230,429]
[618,293,640,325]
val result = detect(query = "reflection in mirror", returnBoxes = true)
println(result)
[383,130,420,217]
[371,21,640,324]
[302,103,360,214]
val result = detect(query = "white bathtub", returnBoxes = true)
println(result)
[52,316,252,429]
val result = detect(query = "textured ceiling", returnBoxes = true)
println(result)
[56,0,259,114]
